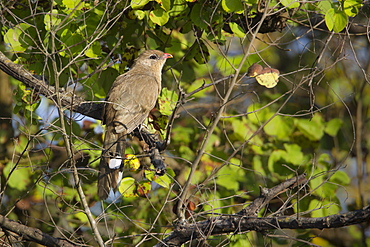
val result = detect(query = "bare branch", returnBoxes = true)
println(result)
[0,51,103,120]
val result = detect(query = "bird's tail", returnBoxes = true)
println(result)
[98,127,126,200]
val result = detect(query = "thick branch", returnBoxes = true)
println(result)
[157,206,370,246]
[0,51,103,120]
[0,214,77,247]
[156,174,369,246]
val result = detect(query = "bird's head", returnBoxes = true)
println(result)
[132,50,173,71]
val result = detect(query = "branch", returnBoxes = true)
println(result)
[157,206,370,246]
[0,214,77,247]
[0,51,103,120]
[156,174,370,246]
[238,173,307,216]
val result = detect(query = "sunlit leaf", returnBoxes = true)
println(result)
[295,115,325,141]
[4,23,31,53]
[3,163,32,191]
[85,41,102,58]
[264,115,293,140]
[217,162,245,191]
[325,8,348,32]
[152,173,172,188]
[247,64,280,88]
[131,0,150,9]
[283,143,305,165]
[62,0,85,10]
[343,0,362,17]
[155,0,171,11]
[318,0,332,14]
[222,0,244,13]
[124,154,141,172]
[136,181,151,197]
[329,170,350,185]
[150,8,170,26]
[158,88,178,116]
[324,118,342,137]
[44,9,61,31]
[310,199,340,218]
[118,177,138,197]
[74,212,89,223]
[280,0,300,8]
[134,10,146,20]
[229,22,245,38]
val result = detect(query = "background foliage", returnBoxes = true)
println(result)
[0,0,369,246]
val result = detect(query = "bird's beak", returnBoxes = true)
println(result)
[164,53,173,59]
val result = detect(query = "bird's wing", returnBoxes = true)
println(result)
[104,72,160,134]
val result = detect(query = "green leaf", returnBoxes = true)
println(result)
[309,199,325,217]
[247,103,271,125]
[190,3,208,29]
[202,192,222,214]
[131,0,150,9]
[44,9,62,31]
[343,0,362,17]
[4,23,31,53]
[222,0,244,13]
[59,29,84,56]
[231,118,247,140]
[318,0,333,14]
[217,162,245,191]
[62,0,85,10]
[229,22,246,38]
[329,170,350,185]
[152,173,172,188]
[325,8,348,32]
[74,212,89,223]
[3,163,32,191]
[252,156,266,177]
[145,167,173,188]
[136,181,151,197]
[310,199,340,218]
[149,8,169,26]
[317,153,331,169]
[169,0,188,17]
[284,143,305,165]
[85,41,102,58]
[268,149,287,174]
[118,177,138,197]
[156,0,171,11]
[295,115,325,141]
[264,115,293,141]
[310,175,324,196]
[280,0,300,8]
[134,10,146,20]
[324,118,342,137]
[158,88,178,115]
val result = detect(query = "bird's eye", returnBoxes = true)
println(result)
[149,54,158,59]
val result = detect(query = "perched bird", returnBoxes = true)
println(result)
[98,50,173,200]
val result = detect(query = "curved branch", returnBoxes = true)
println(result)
[0,51,103,120]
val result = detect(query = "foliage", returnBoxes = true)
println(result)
[0,0,370,246]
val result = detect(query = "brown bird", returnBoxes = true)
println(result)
[98,50,173,200]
